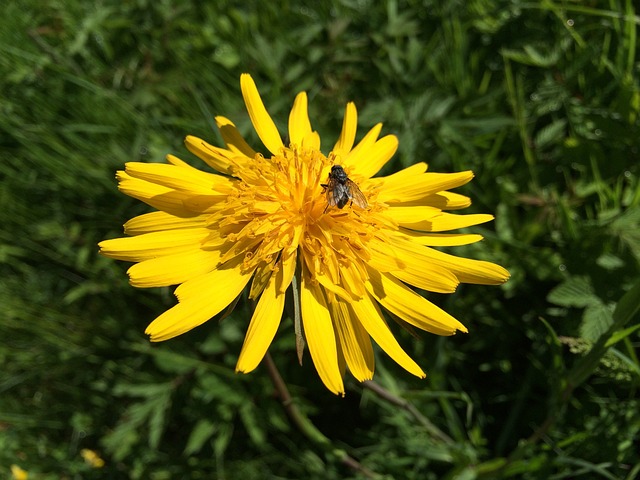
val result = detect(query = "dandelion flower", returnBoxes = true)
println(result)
[99,74,509,395]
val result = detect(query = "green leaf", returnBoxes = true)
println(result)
[148,390,172,449]
[596,253,625,270]
[547,276,597,308]
[474,457,508,475]
[534,119,567,150]
[579,302,614,342]
[184,419,217,456]
[239,402,267,448]
[605,323,640,348]
[501,45,560,67]
[568,279,640,387]
[213,422,234,463]
[609,348,640,378]
[611,279,640,331]
[611,206,640,261]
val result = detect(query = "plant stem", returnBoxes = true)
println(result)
[264,353,380,479]
[363,380,454,445]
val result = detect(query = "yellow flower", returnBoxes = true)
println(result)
[99,74,509,395]
[10,465,28,480]
[80,449,105,468]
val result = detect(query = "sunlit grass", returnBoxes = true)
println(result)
[1,1,638,478]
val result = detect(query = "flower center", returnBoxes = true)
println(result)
[207,145,385,300]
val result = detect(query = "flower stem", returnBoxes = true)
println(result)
[363,380,454,445]
[264,353,379,479]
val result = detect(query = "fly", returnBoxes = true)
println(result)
[321,165,368,211]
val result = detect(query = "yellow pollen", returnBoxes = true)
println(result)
[203,143,385,300]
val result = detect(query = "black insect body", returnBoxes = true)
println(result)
[321,165,368,210]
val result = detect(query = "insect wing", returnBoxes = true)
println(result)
[323,179,340,207]
[345,179,368,209]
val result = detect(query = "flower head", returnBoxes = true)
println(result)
[99,74,509,395]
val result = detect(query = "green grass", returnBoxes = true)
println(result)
[1,0,639,478]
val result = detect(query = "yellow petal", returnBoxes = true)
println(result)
[240,73,284,156]
[127,249,222,288]
[364,162,427,190]
[398,229,484,246]
[146,263,253,341]
[387,206,494,232]
[301,266,344,395]
[335,329,347,379]
[124,211,206,235]
[248,259,275,300]
[396,191,472,210]
[182,194,227,214]
[172,254,248,302]
[368,237,460,293]
[116,171,193,217]
[332,102,357,159]
[392,267,458,294]
[377,171,474,203]
[338,260,367,298]
[184,135,238,174]
[365,268,467,336]
[349,294,425,378]
[331,300,374,382]
[288,92,312,147]
[98,228,211,262]
[428,191,472,210]
[236,274,285,373]
[362,238,403,272]
[124,162,233,195]
[354,135,399,180]
[316,271,359,302]
[410,245,511,285]
[340,123,382,171]
[165,154,191,167]
[215,116,257,158]
[302,130,321,151]
[343,129,398,180]
[277,249,297,294]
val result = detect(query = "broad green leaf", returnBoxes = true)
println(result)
[547,276,597,308]
[611,206,640,261]
[579,302,614,342]
[568,279,640,387]
[596,253,625,270]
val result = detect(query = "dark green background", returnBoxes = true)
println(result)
[1,1,639,478]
